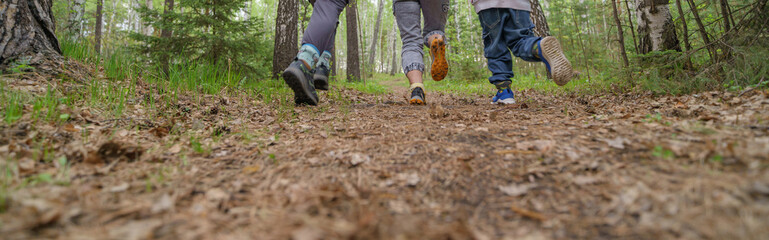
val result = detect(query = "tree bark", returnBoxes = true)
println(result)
[635,0,681,54]
[624,0,639,54]
[0,0,63,72]
[95,0,104,54]
[145,0,154,35]
[389,20,398,76]
[529,0,551,36]
[674,0,692,52]
[67,0,86,41]
[367,0,384,74]
[160,0,175,76]
[346,0,361,82]
[685,0,714,61]
[272,0,298,79]
[611,0,629,67]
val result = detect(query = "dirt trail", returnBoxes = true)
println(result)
[2,79,769,239]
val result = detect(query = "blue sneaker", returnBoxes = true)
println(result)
[491,88,516,105]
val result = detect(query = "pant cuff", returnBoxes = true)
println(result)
[403,63,425,74]
[424,31,446,47]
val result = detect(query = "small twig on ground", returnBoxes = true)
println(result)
[510,205,547,222]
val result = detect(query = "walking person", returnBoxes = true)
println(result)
[282,0,347,106]
[394,0,450,105]
[471,0,573,104]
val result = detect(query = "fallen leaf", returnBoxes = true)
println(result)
[243,165,261,174]
[349,153,370,166]
[498,184,536,197]
[109,182,130,193]
[510,205,546,221]
[602,137,627,149]
[150,193,174,214]
[168,144,182,154]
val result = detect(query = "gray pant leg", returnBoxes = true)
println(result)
[394,1,425,74]
[302,0,347,53]
[419,0,449,46]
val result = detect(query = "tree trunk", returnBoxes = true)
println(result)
[529,0,550,36]
[95,0,104,54]
[145,0,154,35]
[107,0,118,40]
[346,0,361,82]
[1,0,64,74]
[68,0,86,41]
[685,0,714,61]
[161,0,175,76]
[366,0,384,74]
[611,0,629,67]
[674,0,692,52]
[389,20,398,76]
[635,0,681,54]
[624,0,639,54]
[718,0,731,33]
[272,0,298,79]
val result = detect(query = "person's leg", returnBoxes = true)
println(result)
[479,8,516,104]
[284,0,348,105]
[506,9,572,86]
[313,19,341,91]
[394,0,426,104]
[420,0,449,81]
[302,0,347,53]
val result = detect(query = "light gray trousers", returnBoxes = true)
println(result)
[394,0,449,74]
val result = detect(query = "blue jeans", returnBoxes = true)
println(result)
[478,8,541,85]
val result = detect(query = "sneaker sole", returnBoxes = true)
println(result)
[491,99,516,105]
[540,37,573,86]
[430,38,448,81]
[409,98,425,105]
[282,68,319,106]
[313,75,329,91]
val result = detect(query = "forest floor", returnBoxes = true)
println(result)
[1,74,769,239]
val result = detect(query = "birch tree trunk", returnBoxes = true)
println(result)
[366,0,384,73]
[145,0,154,35]
[529,0,550,36]
[272,0,298,79]
[346,0,361,82]
[0,0,64,73]
[389,20,398,76]
[636,0,681,53]
[68,0,86,41]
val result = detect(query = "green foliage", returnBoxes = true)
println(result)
[132,0,273,78]
[1,88,24,124]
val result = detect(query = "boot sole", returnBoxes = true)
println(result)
[282,68,319,106]
[313,75,329,91]
[540,37,573,86]
[430,38,448,81]
[409,98,425,105]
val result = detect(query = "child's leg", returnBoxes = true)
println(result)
[284,0,347,106]
[479,8,514,88]
[301,0,347,56]
[420,0,449,81]
[506,9,573,86]
[504,9,540,62]
[394,0,427,104]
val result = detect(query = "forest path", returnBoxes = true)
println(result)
[2,83,769,239]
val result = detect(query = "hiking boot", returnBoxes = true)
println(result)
[491,88,516,105]
[409,86,426,105]
[430,37,448,81]
[313,64,330,91]
[537,36,573,86]
[282,60,319,106]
